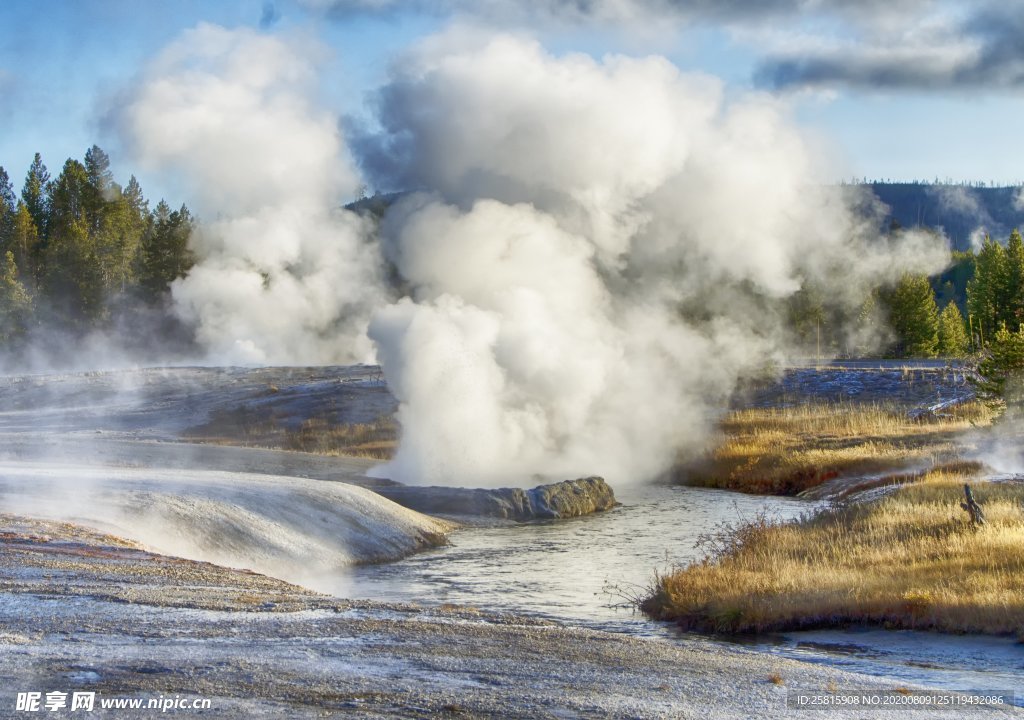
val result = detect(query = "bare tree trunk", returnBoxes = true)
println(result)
[960,484,986,526]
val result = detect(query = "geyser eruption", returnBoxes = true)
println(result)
[117,24,386,364]
[116,25,949,488]
[359,32,948,487]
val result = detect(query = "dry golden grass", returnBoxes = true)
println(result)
[681,400,994,495]
[283,417,397,459]
[643,466,1024,636]
[185,407,398,459]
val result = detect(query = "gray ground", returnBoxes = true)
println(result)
[2,514,1019,719]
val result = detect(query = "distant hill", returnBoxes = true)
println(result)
[866,183,1024,251]
[347,185,1024,254]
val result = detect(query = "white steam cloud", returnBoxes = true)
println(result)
[117,26,949,488]
[117,24,386,364]
[360,32,948,487]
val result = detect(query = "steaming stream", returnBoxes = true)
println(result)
[335,484,1023,705]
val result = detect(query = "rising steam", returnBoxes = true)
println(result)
[117,24,386,364]
[116,26,949,487]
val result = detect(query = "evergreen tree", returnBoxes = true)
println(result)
[973,323,1024,416]
[999,228,1024,330]
[967,236,1006,346]
[0,166,14,212]
[48,159,91,228]
[139,201,194,300]
[0,166,15,261]
[6,203,41,284]
[83,145,114,196]
[83,145,115,235]
[886,272,939,357]
[0,251,33,345]
[43,216,105,324]
[848,290,886,356]
[937,302,969,357]
[21,153,51,237]
[43,160,105,323]
[95,193,146,295]
[123,175,148,217]
[938,250,975,313]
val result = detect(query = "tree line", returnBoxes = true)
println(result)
[787,227,1024,361]
[892,228,1024,359]
[0,146,195,347]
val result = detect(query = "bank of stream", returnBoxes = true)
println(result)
[338,482,1024,706]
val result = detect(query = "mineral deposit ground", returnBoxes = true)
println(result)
[3,514,1019,719]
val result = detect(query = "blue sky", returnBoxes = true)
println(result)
[1,0,1022,205]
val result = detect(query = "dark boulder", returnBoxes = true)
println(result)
[374,476,617,521]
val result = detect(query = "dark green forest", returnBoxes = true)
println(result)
[868,182,1024,252]
[0,147,195,353]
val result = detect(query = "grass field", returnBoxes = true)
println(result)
[680,400,995,495]
[643,465,1024,636]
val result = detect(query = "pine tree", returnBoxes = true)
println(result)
[967,236,1007,346]
[937,302,969,357]
[1000,229,1024,330]
[83,145,114,196]
[21,153,51,237]
[7,203,41,284]
[43,160,105,323]
[83,145,115,235]
[0,251,33,345]
[43,216,104,324]
[95,193,147,295]
[849,290,886,357]
[0,147,192,333]
[48,159,90,228]
[0,167,14,212]
[974,324,1024,416]
[887,272,939,357]
[0,166,15,262]
[123,176,148,217]
[139,201,194,300]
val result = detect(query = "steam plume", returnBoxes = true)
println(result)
[359,32,948,487]
[116,26,949,488]
[117,23,386,364]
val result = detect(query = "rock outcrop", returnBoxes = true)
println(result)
[375,476,617,521]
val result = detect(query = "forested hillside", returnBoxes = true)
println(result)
[868,182,1024,252]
